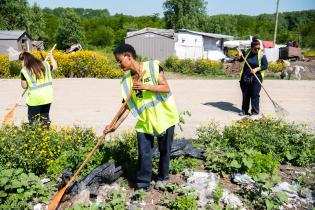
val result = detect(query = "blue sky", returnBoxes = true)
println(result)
[28,0,315,16]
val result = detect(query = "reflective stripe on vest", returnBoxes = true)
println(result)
[122,60,172,118]
[22,62,52,89]
[240,50,263,79]
[21,61,53,106]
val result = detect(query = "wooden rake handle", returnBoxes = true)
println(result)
[44,44,57,61]
[48,70,146,210]
[238,49,274,103]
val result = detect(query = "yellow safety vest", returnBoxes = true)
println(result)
[240,50,264,79]
[21,61,53,106]
[120,60,179,135]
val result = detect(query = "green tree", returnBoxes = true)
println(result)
[0,1,45,40]
[56,9,85,49]
[42,13,59,47]
[0,0,29,30]
[163,0,207,30]
[26,3,46,40]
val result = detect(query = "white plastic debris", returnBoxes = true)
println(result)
[272,182,298,198]
[232,173,255,185]
[222,190,244,209]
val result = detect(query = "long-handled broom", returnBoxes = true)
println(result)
[2,44,57,125]
[48,70,146,210]
[238,48,289,116]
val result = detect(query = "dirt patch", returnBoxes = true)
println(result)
[278,164,315,189]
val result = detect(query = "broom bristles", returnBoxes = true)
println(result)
[2,107,16,124]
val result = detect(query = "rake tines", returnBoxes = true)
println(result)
[272,100,289,117]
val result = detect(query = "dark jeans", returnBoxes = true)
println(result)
[240,77,262,115]
[136,125,175,189]
[28,103,51,126]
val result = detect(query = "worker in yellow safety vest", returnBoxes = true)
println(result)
[104,44,179,191]
[237,38,268,116]
[19,51,57,126]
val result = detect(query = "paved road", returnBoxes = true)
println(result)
[1,79,314,138]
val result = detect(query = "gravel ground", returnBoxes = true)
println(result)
[1,79,314,138]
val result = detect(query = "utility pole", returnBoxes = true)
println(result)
[273,0,280,45]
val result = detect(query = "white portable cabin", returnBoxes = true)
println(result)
[175,29,233,60]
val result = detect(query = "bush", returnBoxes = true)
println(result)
[196,117,315,176]
[164,56,225,76]
[223,117,315,166]
[0,167,55,209]
[268,60,288,73]
[303,50,315,57]
[195,59,225,75]
[0,123,97,177]
[99,131,139,179]
[0,50,123,79]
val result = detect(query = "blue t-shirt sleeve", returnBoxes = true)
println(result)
[260,55,268,71]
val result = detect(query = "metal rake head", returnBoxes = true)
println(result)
[272,100,289,117]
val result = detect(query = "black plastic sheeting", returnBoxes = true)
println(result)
[59,139,204,197]
[153,139,204,160]
[60,163,123,197]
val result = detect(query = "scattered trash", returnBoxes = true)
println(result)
[184,171,219,208]
[40,178,51,184]
[272,182,298,198]
[222,190,244,209]
[232,173,255,185]
[33,203,47,210]
[58,162,123,197]
[299,188,315,203]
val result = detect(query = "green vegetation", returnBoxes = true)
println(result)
[0,167,55,209]
[0,115,314,208]
[0,50,123,79]
[1,0,315,49]
[164,56,225,76]
[196,117,315,178]
[161,187,199,210]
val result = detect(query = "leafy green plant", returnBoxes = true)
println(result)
[212,183,224,202]
[178,110,191,132]
[239,175,288,210]
[133,189,146,203]
[0,167,55,210]
[197,117,315,178]
[222,117,315,166]
[104,190,128,209]
[169,156,198,174]
[166,194,198,210]
[205,148,279,177]
[68,190,128,210]
[99,131,138,179]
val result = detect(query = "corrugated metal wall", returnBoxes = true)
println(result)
[125,32,175,61]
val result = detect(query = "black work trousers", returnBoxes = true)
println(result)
[28,103,51,126]
[240,77,262,115]
[136,125,175,189]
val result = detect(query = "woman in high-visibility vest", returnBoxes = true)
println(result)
[19,51,57,126]
[237,38,268,116]
[104,44,179,191]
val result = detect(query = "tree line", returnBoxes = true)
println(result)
[0,0,314,50]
